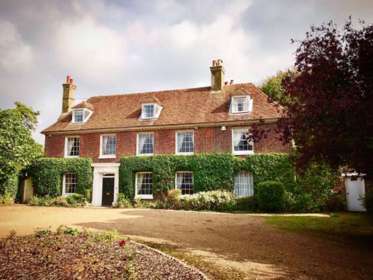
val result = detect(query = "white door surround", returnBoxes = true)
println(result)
[92,163,120,206]
[344,174,366,212]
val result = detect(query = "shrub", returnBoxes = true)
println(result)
[181,190,236,211]
[234,196,257,212]
[365,183,373,213]
[29,158,92,197]
[113,193,132,208]
[257,181,286,212]
[324,192,346,212]
[29,195,54,206]
[0,193,15,205]
[65,194,87,207]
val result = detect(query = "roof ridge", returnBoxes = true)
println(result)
[86,83,253,100]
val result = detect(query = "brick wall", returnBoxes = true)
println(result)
[44,124,289,162]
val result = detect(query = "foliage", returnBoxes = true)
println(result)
[113,193,132,208]
[234,196,258,212]
[365,180,373,213]
[0,102,42,199]
[119,154,235,199]
[0,192,15,205]
[28,194,87,207]
[260,70,294,105]
[256,181,286,212]
[180,190,236,211]
[29,157,92,197]
[276,19,373,174]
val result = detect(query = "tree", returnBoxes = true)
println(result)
[0,102,43,199]
[277,19,373,174]
[260,70,293,105]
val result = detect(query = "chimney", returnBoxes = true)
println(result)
[62,75,76,113]
[210,59,225,91]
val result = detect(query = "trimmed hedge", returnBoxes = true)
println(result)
[257,181,286,212]
[29,158,92,197]
[119,153,294,199]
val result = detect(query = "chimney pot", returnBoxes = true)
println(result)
[210,58,225,91]
[62,75,76,113]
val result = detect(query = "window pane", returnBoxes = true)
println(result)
[176,172,193,195]
[233,129,253,152]
[65,173,77,194]
[138,134,154,154]
[234,172,253,197]
[74,110,84,122]
[143,104,155,118]
[137,173,153,195]
[177,132,194,153]
[102,135,116,155]
[67,137,80,156]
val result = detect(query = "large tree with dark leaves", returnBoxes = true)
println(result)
[278,19,373,174]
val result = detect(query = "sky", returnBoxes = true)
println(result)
[1,0,372,144]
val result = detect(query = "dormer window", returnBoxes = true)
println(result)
[72,108,92,123]
[230,96,252,114]
[140,103,162,120]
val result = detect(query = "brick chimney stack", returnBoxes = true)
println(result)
[62,75,76,113]
[210,59,225,91]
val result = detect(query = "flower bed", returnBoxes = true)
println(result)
[0,227,206,280]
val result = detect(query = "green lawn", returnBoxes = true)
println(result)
[266,213,373,240]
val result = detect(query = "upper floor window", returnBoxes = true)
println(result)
[65,136,80,157]
[234,172,253,197]
[140,103,162,119]
[176,171,193,195]
[232,128,254,155]
[136,172,153,199]
[100,134,116,158]
[137,133,154,156]
[72,108,92,123]
[63,173,77,195]
[230,96,252,114]
[176,131,194,155]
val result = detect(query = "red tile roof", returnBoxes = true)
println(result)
[42,83,282,134]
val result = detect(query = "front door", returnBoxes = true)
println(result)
[102,177,114,206]
[345,177,366,212]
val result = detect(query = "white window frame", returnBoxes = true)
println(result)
[99,134,117,159]
[175,130,194,155]
[230,96,253,114]
[136,132,154,156]
[62,173,77,195]
[175,171,194,196]
[72,108,92,124]
[234,172,254,198]
[135,172,153,199]
[140,103,162,120]
[64,136,80,158]
[232,127,254,155]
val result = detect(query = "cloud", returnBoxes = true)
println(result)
[0,0,372,144]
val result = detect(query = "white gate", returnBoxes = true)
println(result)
[345,176,366,212]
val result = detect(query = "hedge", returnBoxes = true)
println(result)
[29,158,93,197]
[119,153,295,199]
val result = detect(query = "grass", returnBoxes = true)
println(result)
[142,241,246,280]
[266,213,373,240]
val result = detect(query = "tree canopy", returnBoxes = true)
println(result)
[278,19,373,174]
[0,102,43,197]
[260,70,293,105]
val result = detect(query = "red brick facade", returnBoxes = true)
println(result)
[44,124,289,162]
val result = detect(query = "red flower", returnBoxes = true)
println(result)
[118,239,126,247]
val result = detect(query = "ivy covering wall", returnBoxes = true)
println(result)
[29,158,93,197]
[119,153,295,199]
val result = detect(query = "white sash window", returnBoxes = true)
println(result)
[100,134,116,158]
[137,133,154,155]
[176,172,193,195]
[136,172,153,199]
[65,137,80,157]
[176,131,194,154]
[234,172,254,197]
[232,128,254,155]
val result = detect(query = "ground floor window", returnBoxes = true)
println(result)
[176,172,193,195]
[234,172,253,197]
[136,172,153,199]
[63,173,77,194]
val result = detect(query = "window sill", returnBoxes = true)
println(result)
[233,151,254,156]
[135,194,153,200]
[136,153,154,157]
[64,155,80,158]
[176,152,194,156]
[99,155,116,159]
[62,192,76,196]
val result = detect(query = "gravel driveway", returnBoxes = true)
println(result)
[1,205,372,279]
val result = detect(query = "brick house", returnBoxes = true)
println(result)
[42,60,288,206]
